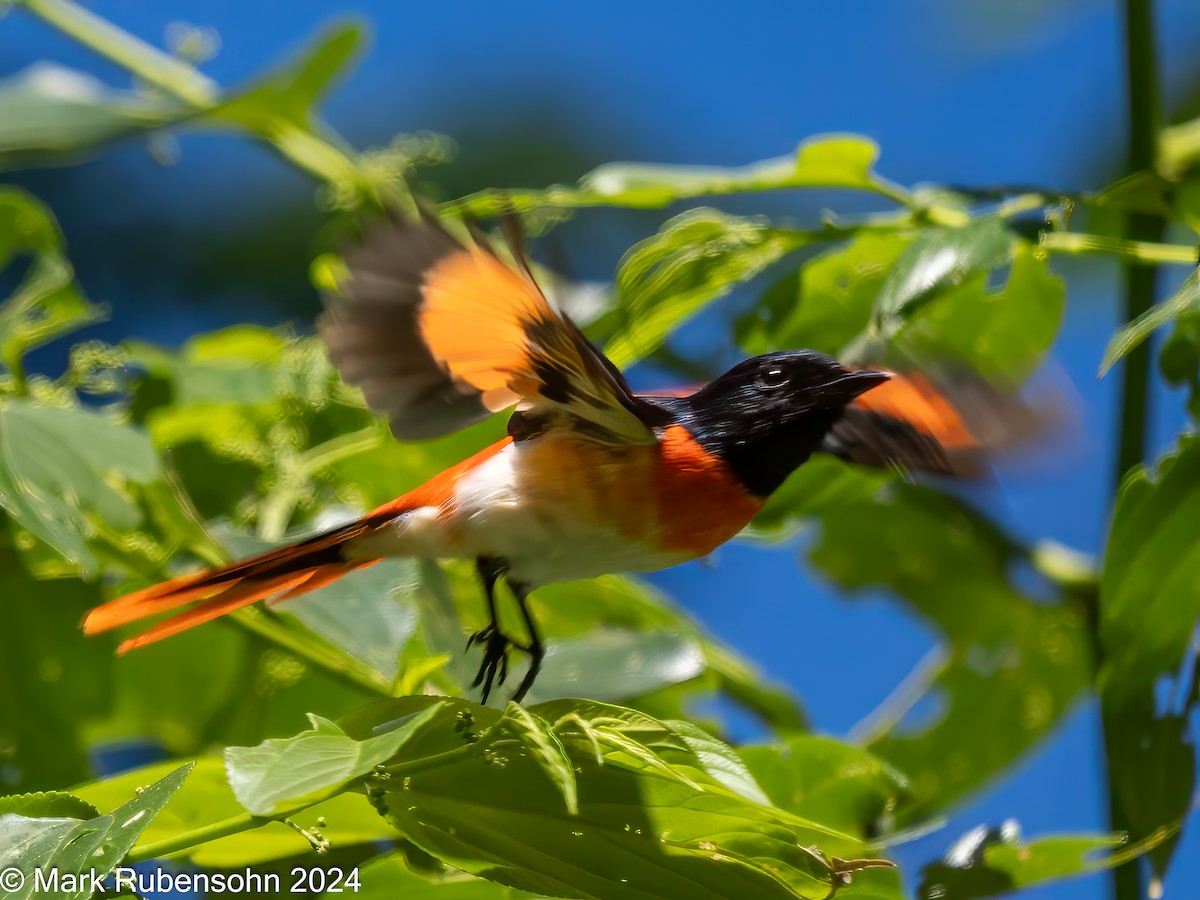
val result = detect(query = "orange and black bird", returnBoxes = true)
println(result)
[83,213,1025,703]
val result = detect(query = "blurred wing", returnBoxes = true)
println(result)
[823,370,1045,475]
[320,214,655,444]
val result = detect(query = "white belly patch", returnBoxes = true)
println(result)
[344,442,683,586]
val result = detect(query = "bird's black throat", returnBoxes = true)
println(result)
[642,350,889,498]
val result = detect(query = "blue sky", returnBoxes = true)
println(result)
[7,1,1200,897]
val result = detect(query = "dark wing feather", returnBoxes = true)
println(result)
[822,371,1044,475]
[320,214,655,445]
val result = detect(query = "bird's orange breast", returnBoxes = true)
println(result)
[515,424,763,565]
[652,424,765,557]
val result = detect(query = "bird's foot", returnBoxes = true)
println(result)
[467,624,528,704]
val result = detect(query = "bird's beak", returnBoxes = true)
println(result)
[829,368,892,400]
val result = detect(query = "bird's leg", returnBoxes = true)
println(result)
[508,579,543,704]
[467,557,525,703]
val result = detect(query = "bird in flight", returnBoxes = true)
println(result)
[84,212,1027,703]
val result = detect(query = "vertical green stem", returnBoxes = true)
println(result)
[1115,0,1163,481]
[1107,2,1163,898]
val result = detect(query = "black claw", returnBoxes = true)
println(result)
[469,558,544,705]
[470,626,513,703]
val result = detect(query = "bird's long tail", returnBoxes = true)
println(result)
[83,518,382,653]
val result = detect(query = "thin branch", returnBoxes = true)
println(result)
[1040,231,1198,266]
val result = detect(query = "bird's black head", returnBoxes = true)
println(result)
[679,350,890,496]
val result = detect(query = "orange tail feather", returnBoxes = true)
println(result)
[84,519,380,652]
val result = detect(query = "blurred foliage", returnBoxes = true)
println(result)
[1,2,1200,899]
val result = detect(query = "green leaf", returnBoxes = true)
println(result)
[738,232,912,358]
[350,698,886,900]
[525,630,706,705]
[1102,697,1193,887]
[662,719,770,806]
[339,851,544,899]
[0,63,184,169]
[217,526,419,683]
[73,757,395,867]
[0,401,161,576]
[225,705,443,816]
[206,23,369,196]
[1101,267,1200,376]
[0,528,111,793]
[895,242,1065,382]
[603,209,801,369]
[495,704,578,815]
[917,826,1148,900]
[0,763,192,900]
[448,135,900,218]
[809,484,1090,821]
[583,135,886,207]
[871,218,1015,333]
[1099,436,1200,700]
[0,792,99,821]
[214,24,363,128]
[0,188,106,371]
[739,736,908,838]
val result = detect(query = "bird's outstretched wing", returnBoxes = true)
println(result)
[823,370,1046,475]
[320,214,655,445]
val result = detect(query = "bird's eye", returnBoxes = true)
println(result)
[758,366,788,389]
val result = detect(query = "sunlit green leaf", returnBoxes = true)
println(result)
[0,763,192,900]
[871,218,1015,332]
[344,697,888,900]
[495,704,578,815]
[226,704,443,816]
[664,719,770,806]
[603,209,802,368]
[73,757,395,867]
[584,136,886,207]
[0,792,99,821]
[447,135,900,218]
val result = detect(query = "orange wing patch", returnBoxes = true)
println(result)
[419,246,543,411]
[852,373,975,451]
[825,369,1045,475]
[323,215,655,446]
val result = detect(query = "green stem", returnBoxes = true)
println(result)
[1107,2,1163,899]
[19,0,218,108]
[125,812,262,863]
[297,424,383,474]
[1040,231,1196,266]
[124,796,323,863]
